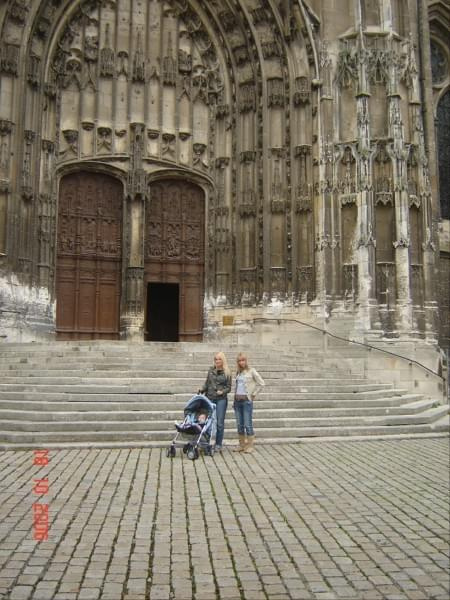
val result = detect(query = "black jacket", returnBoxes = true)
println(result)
[201,367,231,401]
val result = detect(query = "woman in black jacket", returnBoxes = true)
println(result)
[200,352,231,451]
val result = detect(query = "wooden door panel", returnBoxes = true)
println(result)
[56,279,76,331]
[56,172,123,340]
[78,281,96,330]
[145,180,204,341]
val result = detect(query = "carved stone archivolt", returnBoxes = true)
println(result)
[0,0,441,343]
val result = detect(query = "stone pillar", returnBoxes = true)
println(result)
[122,123,146,341]
[355,32,377,331]
[315,41,334,303]
[386,37,412,333]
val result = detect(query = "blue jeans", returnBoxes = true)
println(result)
[233,399,254,436]
[212,397,228,447]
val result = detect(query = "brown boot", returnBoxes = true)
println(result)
[243,435,255,453]
[233,434,246,452]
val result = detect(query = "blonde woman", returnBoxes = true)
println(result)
[233,353,265,453]
[199,352,231,451]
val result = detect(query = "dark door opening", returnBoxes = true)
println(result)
[146,283,179,341]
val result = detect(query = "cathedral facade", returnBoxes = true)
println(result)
[0,0,448,353]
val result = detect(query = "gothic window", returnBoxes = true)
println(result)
[437,90,450,219]
[431,41,448,85]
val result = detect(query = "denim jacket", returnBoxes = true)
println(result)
[233,368,265,400]
[200,367,231,401]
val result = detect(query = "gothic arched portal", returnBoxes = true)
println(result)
[145,180,205,341]
[55,172,123,340]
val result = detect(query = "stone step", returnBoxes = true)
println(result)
[0,375,371,388]
[0,399,437,422]
[3,405,448,432]
[1,419,448,444]
[0,389,416,406]
[0,340,445,447]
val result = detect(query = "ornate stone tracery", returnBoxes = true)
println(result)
[0,0,443,346]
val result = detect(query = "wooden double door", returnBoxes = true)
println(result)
[144,180,205,342]
[56,173,204,341]
[55,172,123,339]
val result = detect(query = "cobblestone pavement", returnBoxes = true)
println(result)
[0,439,449,600]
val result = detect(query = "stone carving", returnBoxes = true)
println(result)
[193,143,207,169]
[22,131,35,201]
[0,43,20,76]
[261,33,281,59]
[100,24,115,77]
[343,264,358,299]
[338,146,357,204]
[293,76,310,105]
[297,266,314,302]
[250,8,267,24]
[178,49,192,73]
[84,36,98,63]
[117,51,129,78]
[192,65,209,103]
[41,141,54,185]
[162,133,176,158]
[393,236,410,248]
[162,33,176,86]
[216,103,230,119]
[366,38,389,85]
[399,37,416,86]
[62,55,83,89]
[61,130,78,156]
[240,151,256,163]
[271,160,285,213]
[270,268,286,296]
[315,234,339,251]
[133,32,146,83]
[0,120,13,176]
[27,54,41,88]
[239,83,256,112]
[0,120,13,136]
[267,78,284,107]
[335,40,358,88]
[9,0,29,24]
[218,10,236,31]
[358,223,376,248]
[35,3,57,40]
[97,127,112,152]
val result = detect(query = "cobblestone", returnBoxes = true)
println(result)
[0,439,448,599]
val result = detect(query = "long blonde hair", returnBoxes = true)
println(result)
[214,352,231,377]
[236,352,249,374]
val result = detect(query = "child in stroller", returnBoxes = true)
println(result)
[166,394,217,460]
[175,407,208,434]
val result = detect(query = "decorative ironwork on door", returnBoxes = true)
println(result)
[56,172,123,339]
[145,180,204,341]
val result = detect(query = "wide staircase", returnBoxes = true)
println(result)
[0,341,448,448]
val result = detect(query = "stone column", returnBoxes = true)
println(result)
[386,39,413,333]
[354,32,377,331]
[122,123,146,341]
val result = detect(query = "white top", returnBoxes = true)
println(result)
[236,373,247,395]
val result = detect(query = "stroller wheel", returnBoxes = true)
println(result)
[166,446,176,458]
[205,444,215,457]
[183,443,190,454]
[187,446,199,461]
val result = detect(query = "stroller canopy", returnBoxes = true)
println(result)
[184,394,216,417]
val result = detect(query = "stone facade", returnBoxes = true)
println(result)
[0,1,447,361]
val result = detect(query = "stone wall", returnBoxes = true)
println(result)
[0,0,446,351]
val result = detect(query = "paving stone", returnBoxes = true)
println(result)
[0,439,448,600]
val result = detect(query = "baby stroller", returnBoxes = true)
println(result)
[166,394,216,460]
